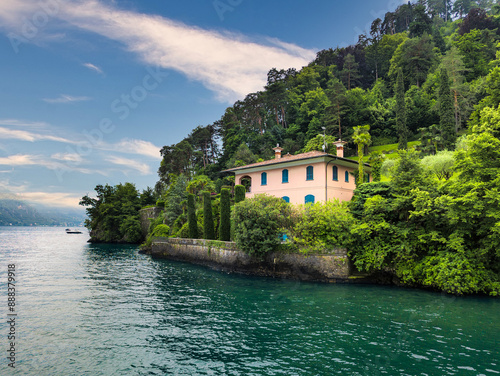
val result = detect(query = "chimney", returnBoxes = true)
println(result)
[272,144,284,159]
[333,139,347,158]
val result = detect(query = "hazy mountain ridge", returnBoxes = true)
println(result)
[0,199,85,226]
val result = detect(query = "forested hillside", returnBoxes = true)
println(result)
[155,0,500,191]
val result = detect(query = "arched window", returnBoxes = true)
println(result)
[345,171,349,182]
[332,166,338,181]
[261,172,267,186]
[305,194,315,204]
[282,196,290,203]
[306,166,314,181]
[366,173,370,183]
[282,169,289,183]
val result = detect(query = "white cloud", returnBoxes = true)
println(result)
[15,191,82,208]
[0,126,74,143]
[50,152,83,163]
[83,62,104,74]
[0,0,315,102]
[0,154,94,175]
[43,94,92,104]
[0,119,49,128]
[106,155,151,175]
[100,139,162,160]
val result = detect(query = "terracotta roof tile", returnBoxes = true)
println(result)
[223,151,363,172]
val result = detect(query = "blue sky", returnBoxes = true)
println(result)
[0,0,404,209]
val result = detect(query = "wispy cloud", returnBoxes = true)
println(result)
[100,139,162,160]
[43,94,92,104]
[0,0,315,102]
[82,62,104,74]
[106,155,151,175]
[0,119,49,128]
[0,126,74,143]
[0,154,94,175]
[50,152,83,163]
[15,191,83,208]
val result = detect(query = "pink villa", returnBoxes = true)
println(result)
[224,141,371,205]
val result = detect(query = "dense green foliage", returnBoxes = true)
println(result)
[293,200,353,253]
[349,108,500,296]
[80,183,155,243]
[232,194,294,256]
[219,188,231,241]
[202,191,215,240]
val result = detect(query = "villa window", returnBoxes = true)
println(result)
[345,171,349,183]
[282,169,289,183]
[306,166,314,181]
[366,173,370,183]
[332,166,338,181]
[305,194,315,204]
[282,196,290,203]
[261,172,267,186]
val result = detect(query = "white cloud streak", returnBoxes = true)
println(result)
[0,119,49,128]
[0,0,316,102]
[0,126,74,143]
[99,139,162,160]
[43,94,92,104]
[82,62,103,74]
[106,155,151,175]
[0,154,94,175]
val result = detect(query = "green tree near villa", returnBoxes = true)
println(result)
[352,125,371,185]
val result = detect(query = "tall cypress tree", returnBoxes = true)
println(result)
[438,68,456,150]
[395,68,408,150]
[219,188,231,241]
[187,193,198,239]
[202,191,215,240]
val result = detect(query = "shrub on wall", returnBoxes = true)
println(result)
[187,193,199,239]
[293,200,354,253]
[232,194,293,257]
[234,185,246,203]
[219,188,231,241]
[202,191,215,240]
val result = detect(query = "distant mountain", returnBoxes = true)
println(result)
[0,199,86,226]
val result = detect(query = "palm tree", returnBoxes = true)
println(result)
[352,125,372,184]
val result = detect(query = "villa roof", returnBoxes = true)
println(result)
[223,150,369,173]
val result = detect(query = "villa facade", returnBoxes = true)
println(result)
[224,142,370,205]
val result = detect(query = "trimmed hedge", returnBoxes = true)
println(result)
[202,191,215,240]
[234,185,246,203]
[219,188,231,241]
[187,193,199,239]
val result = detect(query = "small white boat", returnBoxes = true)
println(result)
[65,228,83,234]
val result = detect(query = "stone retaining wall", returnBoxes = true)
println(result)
[151,238,351,282]
[139,207,163,237]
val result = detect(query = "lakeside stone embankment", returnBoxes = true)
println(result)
[151,237,354,282]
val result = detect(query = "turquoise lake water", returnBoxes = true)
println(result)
[0,226,499,375]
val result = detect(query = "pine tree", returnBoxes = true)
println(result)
[219,188,231,241]
[202,191,215,240]
[395,68,408,150]
[187,193,198,239]
[438,68,456,150]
